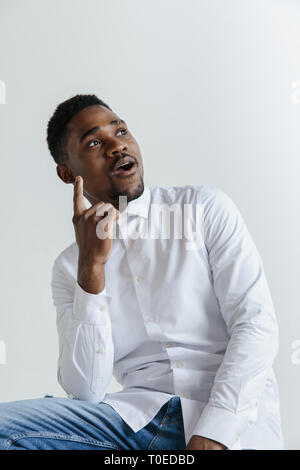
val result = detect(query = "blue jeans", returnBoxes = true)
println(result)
[0,395,186,450]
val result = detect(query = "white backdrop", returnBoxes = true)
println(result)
[0,0,299,449]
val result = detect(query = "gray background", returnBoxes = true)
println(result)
[0,0,299,449]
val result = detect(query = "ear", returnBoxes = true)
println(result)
[56,164,75,184]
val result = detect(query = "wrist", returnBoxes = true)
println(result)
[187,435,227,450]
[77,260,106,294]
[78,252,107,268]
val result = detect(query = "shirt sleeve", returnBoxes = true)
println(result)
[51,255,114,402]
[192,186,279,449]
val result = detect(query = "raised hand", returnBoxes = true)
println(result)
[72,176,119,293]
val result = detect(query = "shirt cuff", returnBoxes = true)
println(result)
[72,282,112,325]
[192,403,250,449]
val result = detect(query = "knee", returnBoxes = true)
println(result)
[0,399,39,448]
[0,402,19,447]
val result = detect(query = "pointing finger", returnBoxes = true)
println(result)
[73,176,86,218]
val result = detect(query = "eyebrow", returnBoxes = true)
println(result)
[79,119,126,143]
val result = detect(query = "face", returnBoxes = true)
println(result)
[56,105,144,210]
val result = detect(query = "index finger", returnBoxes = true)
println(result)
[73,175,86,217]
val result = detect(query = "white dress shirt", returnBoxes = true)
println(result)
[51,184,284,450]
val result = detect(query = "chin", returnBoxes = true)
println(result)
[113,179,144,207]
[127,179,144,200]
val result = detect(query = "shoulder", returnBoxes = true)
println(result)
[148,185,245,234]
[148,184,233,208]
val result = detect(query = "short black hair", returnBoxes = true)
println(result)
[47,94,112,165]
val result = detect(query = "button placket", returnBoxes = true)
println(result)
[126,229,162,340]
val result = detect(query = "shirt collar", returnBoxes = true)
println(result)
[119,185,151,219]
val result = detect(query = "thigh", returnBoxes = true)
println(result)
[0,395,135,450]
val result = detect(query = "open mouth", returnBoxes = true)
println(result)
[112,160,137,177]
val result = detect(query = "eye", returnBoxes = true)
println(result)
[117,128,127,136]
[88,138,101,148]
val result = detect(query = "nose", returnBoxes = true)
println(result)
[106,138,128,158]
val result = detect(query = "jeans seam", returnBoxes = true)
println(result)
[2,431,122,450]
[147,397,179,450]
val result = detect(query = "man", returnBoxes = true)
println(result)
[0,94,284,450]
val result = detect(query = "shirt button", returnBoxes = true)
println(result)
[137,275,144,283]
[96,347,103,354]
[175,361,183,368]
[99,305,106,311]
[146,316,155,323]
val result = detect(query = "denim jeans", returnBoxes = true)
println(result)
[0,395,186,450]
